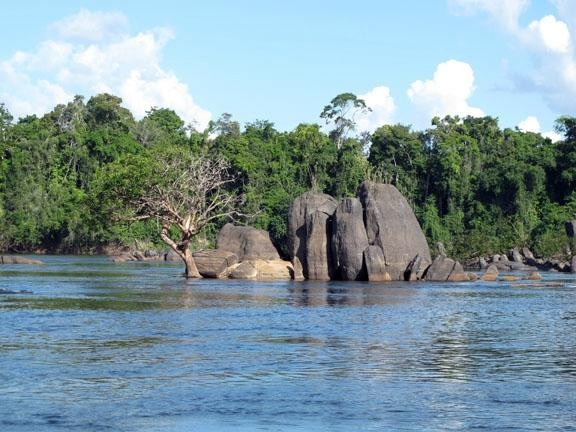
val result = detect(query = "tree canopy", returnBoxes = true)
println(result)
[0,92,575,260]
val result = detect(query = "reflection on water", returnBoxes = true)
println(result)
[0,256,576,431]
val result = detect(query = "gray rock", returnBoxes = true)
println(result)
[436,242,447,257]
[288,191,338,280]
[509,249,524,263]
[358,181,431,280]
[363,246,390,282]
[192,249,238,278]
[217,223,280,261]
[479,257,488,269]
[499,254,509,262]
[492,254,501,263]
[230,261,258,279]
[521,247,535,261]
[132,251,146,261]
[332,198,369,280]
[165,249,180,261]
[566,220,576,238]
[405,254,427,281]
[424,255,453,281]
[571,256,576,273]
[306,210,335,280]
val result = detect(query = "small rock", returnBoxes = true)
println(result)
[292,257,305,281]
[482,264,499,281]
[527,272,542,281]
[501,275,522,282]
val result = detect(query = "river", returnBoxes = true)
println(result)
[1,256,575,431]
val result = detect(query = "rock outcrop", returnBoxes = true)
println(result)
[332,198,369,280]
[358,182,431,280]
[217,223,280,261]
[192,250,238,278]
[288,191,338,280]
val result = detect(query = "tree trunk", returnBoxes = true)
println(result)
[183,247,201,278]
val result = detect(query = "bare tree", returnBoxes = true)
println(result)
[133,153,242,278]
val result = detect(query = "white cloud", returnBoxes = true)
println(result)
[407,60,484,125]
[518,115,541,132]
[526,15,571,54]
[50,9,129,42]
[0,10,211,129]
[448,0,529,32]
[356,86,396,132]
[449,1,576,117]
[517,115,563,141]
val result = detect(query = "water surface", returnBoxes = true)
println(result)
[1,256,576,431]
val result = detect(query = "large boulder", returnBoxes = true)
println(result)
[306,211,335,280]
[217,223,280,261]
[192,250,238,278]
[288,191,338,280]
[363,246,391,282]
[332,198,369,280]
[358,182,431,280]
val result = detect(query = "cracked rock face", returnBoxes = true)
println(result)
[358,182,431,280]
[288,191,338,280]
[332,198,369,281]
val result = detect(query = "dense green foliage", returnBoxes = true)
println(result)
[0,93,575,259]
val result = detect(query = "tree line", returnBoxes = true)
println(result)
[0,92,575,259]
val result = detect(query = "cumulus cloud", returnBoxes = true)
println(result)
[525,15,571,54]
[517,115,563,141]
[518,115,541,132]
[449,0,576,116]
[356,86,396,133]
[0,9,211,129]
[407,60,484,125]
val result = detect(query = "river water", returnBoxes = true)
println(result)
[1,256,575,431]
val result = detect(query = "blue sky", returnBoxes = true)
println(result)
[0,1,574,138]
